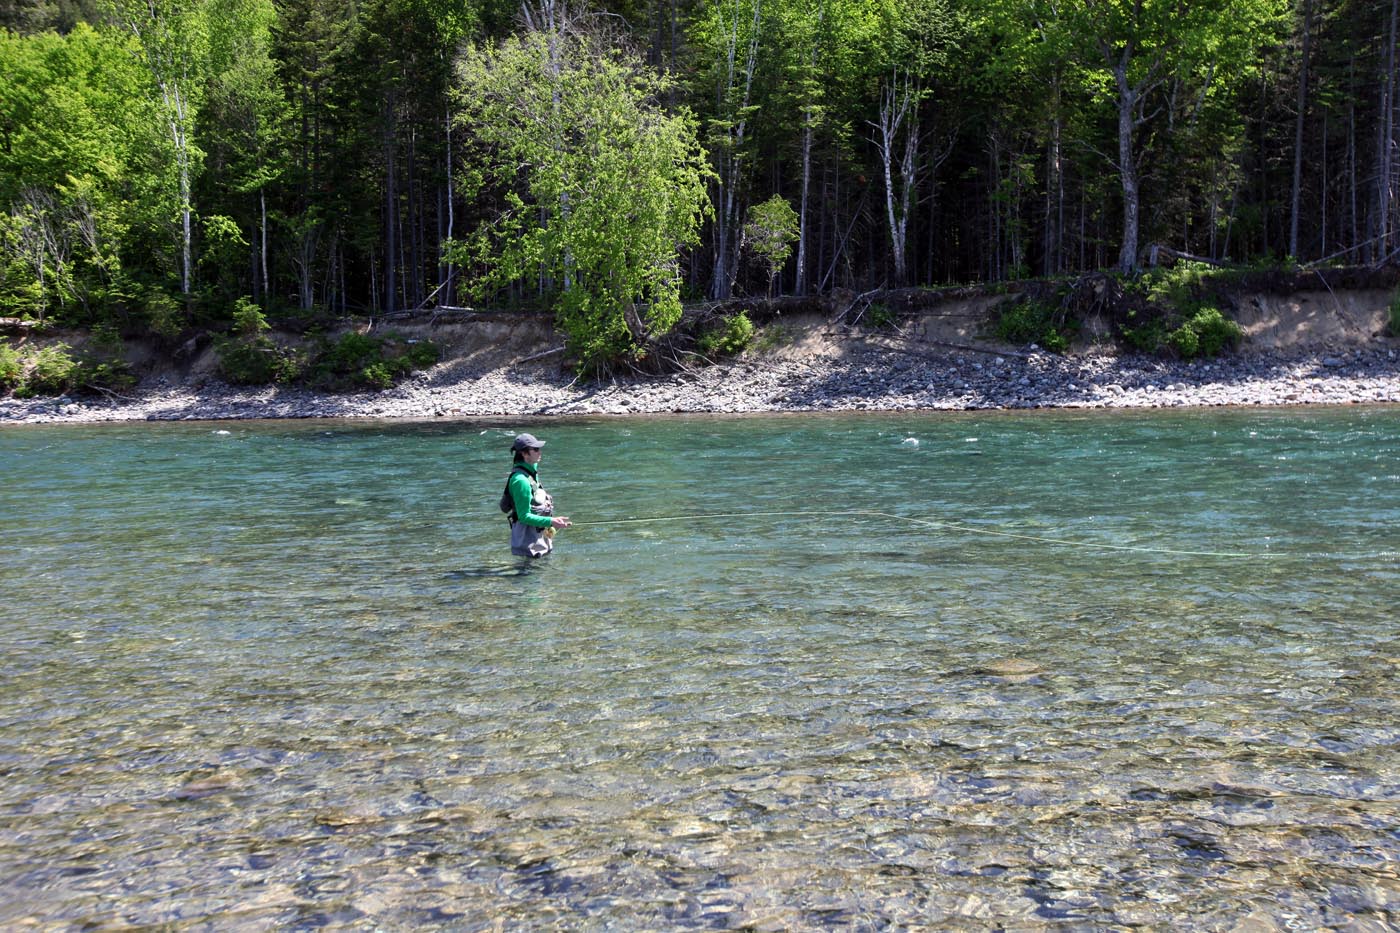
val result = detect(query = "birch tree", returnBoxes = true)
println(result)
[694,0,764,299]
[1050,0,1289,272]
[868,0,952,286]
[203,0,284,305]
[450,18,711,370]
[107,0,211,300]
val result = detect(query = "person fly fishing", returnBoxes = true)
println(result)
[501,433,571,557]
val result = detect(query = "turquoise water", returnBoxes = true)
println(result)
[1,409,1398,929]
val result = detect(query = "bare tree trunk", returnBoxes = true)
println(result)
[794,1,822,298]
[1383,0,1399,257]
[1349,54,1359,259]
[1044,99,1062,276]
[260,188,269,300]
[409,124,422,307]
[384,90,398,313]
[1321,112,1328,257]
[443,106,455,306]
[118,2,199,300]
[817,157,829,291]
[710,0,762,300]
[1290,0,1314,260]
[874,73,918,285]
[1209,160,1219,259]
[988,138,1001,280]
[296,221,317,310]
[1113,60,1141,273]
[178,121,191,296]
[796,108,813,296]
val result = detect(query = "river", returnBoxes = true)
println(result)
[2,409,1397,928]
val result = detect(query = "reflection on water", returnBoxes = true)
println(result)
[1,409,1398,929]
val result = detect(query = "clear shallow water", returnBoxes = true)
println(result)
[1,409,1398,929]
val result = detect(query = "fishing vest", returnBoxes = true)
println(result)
[500,465,553,516]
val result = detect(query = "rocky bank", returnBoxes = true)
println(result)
[2,298,1398,425]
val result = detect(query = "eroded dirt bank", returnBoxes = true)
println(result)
[2,286,1397,425]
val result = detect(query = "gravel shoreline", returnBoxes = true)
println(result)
[3,343,1398,425]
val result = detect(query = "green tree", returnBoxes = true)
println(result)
[106,0,212,300]
[1031,0,1290,272]
[200,0,286,309]
[744,194,798,296]
[450,18,711,370]
[769,0,877,294]
[865,0,954,285]
[0,24,153,322]
[692,0,764,300]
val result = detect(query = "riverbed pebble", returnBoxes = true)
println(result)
[1,343,1397,424]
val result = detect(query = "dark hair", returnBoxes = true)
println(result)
[512,450,525,463]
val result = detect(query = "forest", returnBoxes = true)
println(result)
[2,0,1399,369]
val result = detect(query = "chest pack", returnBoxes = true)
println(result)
[499,465,535,520]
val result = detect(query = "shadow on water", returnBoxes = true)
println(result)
[445,562,542,579]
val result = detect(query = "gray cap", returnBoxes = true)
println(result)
[511,433,546,451]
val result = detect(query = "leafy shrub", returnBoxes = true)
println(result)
[750,323,791,354]
[143,290,185,339]
[1187,306,1243,356]
[307,331,439,391]
[1,337,134,397]
[1166,322,1200,357]
[0,342,22,389]
[1389,290,1400,338]
[232,297,269,338]
[864,302,895,329]
[1137,261,1215,307]
[216,328,436,390]
[744,196,798,297]
[82,324,135,392]
[1167,306,1242,359]
[216,336,303,385]
[22,344,80,396]
[83,360,136,392]
[993,300,1072,353]
[697,312,755,358]
[1120,316,1169,354]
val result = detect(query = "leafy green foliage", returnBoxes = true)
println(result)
[750,323,792,354]
[1120,263,1246,357]
[20,344,80,396]
[449,27,711,374]
[1119,315,1169,354]
[1170,306,1243,358]
[216,328,437,390]
[0,0,1373,349]
[215,335,300,384]
[232,296,269,337]
[1138,262,1218,308]
[993,299,1073,353]
[744,196,799,297]
[1125,304,1242,358]
[697,312,756,358]
[307,331,438,391]
[864,302,895,329]
[0,342,22,389]
[1,339,134,397]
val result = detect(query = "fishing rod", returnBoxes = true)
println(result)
[570,508,1259,559]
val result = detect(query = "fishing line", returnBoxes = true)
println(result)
[570,509,1259,559]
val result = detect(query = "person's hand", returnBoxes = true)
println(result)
[552,516,572,529]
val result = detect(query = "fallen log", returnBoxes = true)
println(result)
[1147,245,1229,268]
[0,317,38,335]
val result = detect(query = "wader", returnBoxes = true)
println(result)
[508,472,555,558]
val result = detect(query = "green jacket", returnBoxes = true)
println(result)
[507,463,553,529]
